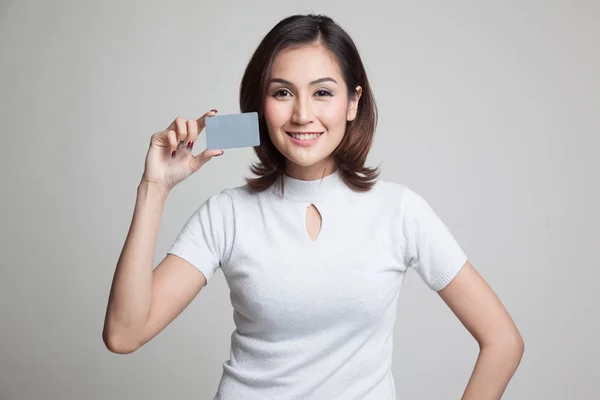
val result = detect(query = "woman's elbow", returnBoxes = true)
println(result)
[513,334,525,357]
[484,331,525,358]
[102,327,140,354]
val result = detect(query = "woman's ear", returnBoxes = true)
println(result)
[347,86,363,121]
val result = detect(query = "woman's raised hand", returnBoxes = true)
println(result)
[141,109,223,190]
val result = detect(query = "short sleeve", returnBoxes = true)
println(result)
[400,187,468,291]
[167,190,233,287]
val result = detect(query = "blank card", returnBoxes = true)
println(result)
[205,112,261,150]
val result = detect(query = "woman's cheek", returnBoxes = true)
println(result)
[319,99,349,125]
[263,99,276,125]
[265,101,287,127]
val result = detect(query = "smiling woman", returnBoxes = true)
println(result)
[239,14,379,192]
[103,12,523,400]
[265,47,362,174]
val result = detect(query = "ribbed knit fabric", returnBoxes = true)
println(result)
[168,170,467,399]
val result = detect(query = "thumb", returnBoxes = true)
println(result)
[191,149,224,172]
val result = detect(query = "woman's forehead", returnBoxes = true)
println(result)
[269,45,343,83]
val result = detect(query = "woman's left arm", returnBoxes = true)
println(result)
[438,260,524,400]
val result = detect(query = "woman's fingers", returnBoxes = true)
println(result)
[174,117,188,150]
[163,109,218,158]
[197,109,218,134]
[165,130,178,158]
[186,119,198,150]
[191,148,224,172]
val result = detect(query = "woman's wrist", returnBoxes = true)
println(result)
[138,178,171,201]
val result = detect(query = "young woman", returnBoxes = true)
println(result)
[103,14,524,400]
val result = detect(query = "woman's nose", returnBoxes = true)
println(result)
[291,96,314,125]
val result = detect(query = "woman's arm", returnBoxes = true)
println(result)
[102,181,205,354]
[102,112,222,354]
[438,261,525,399]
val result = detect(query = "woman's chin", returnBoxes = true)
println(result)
[285,155,334,170]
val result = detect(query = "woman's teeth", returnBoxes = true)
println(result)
[288,132,322,140]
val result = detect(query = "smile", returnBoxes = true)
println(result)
[285,132,323,141]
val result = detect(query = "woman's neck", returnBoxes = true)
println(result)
[284,159,337,181]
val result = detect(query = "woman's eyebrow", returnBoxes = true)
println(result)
[268,77,338,86]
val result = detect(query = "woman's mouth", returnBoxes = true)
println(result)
[286,131,323,146]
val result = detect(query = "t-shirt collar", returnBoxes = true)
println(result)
[271,169,345,202]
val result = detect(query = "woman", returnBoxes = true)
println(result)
[103,14,524,399]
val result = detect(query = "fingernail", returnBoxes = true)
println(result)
[178,140,185,150]
[187,141,192,149]
[215,151,224,157]
[211,109,218,113]
[171,150,176,158]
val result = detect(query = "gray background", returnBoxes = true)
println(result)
[1,0,598,399]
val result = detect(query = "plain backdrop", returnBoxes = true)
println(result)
[1,0,598,399]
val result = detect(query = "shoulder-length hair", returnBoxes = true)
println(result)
[239,14,380,193]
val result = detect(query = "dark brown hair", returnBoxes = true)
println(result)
[239,14,380,193]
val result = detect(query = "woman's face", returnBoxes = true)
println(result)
[264,43,362,180]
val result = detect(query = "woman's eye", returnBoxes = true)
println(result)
[273,89,291,97]
[315,90,333,97]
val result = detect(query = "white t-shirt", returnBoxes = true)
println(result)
[168,170,467,399]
